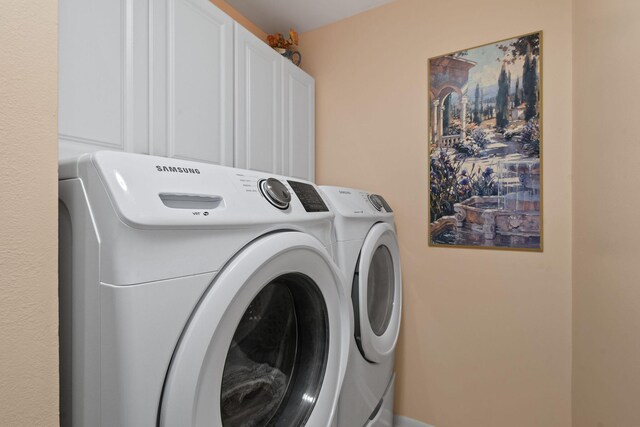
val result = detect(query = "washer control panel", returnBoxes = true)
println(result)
[258,178,292,210]
[319,186,394,217]
[287,180,329,212]
[83,151,335,228]
[367,194,384,211]
[372,194,393,212]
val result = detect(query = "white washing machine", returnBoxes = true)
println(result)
[58,151,352,427]
[319,187,402,427]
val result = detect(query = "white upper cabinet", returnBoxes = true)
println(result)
[150,0,234,165]
[234,24,282,174]
[282,60,315,182]
[234,24,316,181]
[59,0,150,159]
[59,0,315,179]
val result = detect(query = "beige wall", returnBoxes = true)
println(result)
[301,0,573,425]
[572,1,640,426]
[0,1,59,425]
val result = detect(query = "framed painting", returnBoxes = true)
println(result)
[428,31,542,251]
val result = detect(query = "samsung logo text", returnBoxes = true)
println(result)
[155,165,201,174]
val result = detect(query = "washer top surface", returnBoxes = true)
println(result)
[320,186,393,218]
[61,151,333,230]
[59,151,336,285]
[320,185,394,242]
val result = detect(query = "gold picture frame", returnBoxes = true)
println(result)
[427,31,543,251]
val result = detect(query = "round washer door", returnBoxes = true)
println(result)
[159,232,351,427]
[354,222,402,364]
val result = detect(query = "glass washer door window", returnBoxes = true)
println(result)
[159,232,350,427]
[354,222,402,364]
[221,274,328,427]
[366,245,395,337]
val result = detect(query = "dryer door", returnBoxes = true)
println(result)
[159,232,350,427]
[354,222,402,363]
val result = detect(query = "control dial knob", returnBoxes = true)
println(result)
[259,178,291,210]
[368,194,384,211]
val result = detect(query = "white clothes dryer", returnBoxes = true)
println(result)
[319,186,402,427]
[58,151,351,427]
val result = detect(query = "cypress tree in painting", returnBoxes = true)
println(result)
[496,66,509,129]
[514,77,521,106]
[473,84,481,124]
[524,56,538,120]
[508,71,512,107]
[523,53,531,107]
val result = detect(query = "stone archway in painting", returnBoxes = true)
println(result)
[438,88,461,141]
[429,56,476,147]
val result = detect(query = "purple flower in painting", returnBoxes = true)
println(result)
[460,178,469,186]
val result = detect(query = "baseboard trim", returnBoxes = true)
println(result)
[393,415,434,427]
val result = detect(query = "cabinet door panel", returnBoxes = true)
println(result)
[282,60,315,182]
[59,0,149,159]
[152,0,233,165]
[234,24,282,174]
